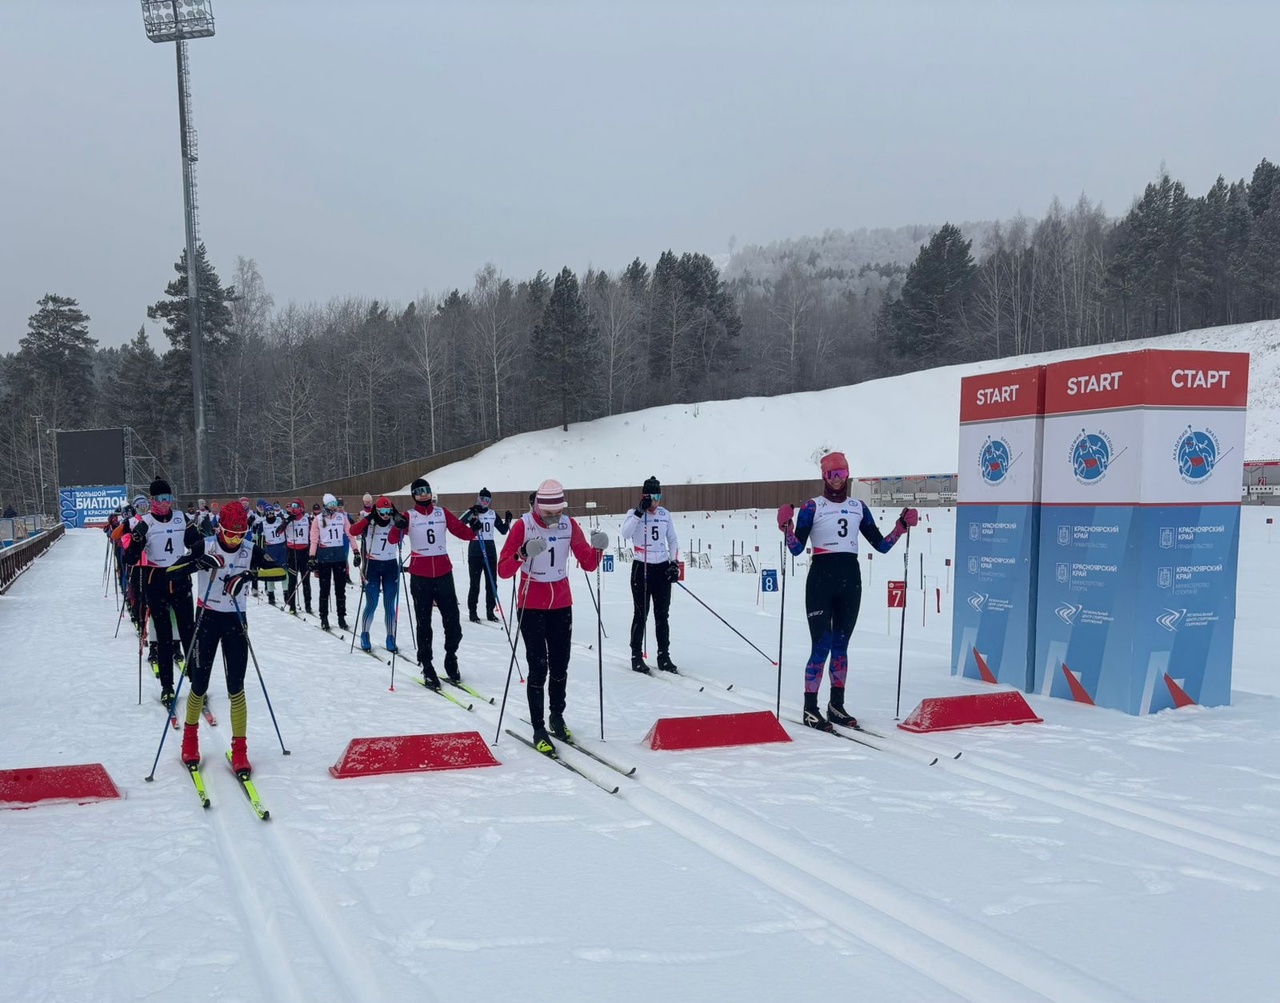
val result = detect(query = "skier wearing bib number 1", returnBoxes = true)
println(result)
[395,478,476,689]
[778,451,918,731]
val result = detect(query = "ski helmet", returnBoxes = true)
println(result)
[218,500,249,540]
[820,451,849,477]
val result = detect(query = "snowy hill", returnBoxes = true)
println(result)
[423,321,1280,495]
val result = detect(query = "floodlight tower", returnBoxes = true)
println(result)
[141,1,215,495]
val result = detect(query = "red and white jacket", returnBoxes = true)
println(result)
[497,511,601,611]
[402,502,475,578]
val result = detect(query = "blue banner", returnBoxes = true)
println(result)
[952,504,1041,689]
[59,485,128,528]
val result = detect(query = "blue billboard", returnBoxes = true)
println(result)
[60,485,128,528]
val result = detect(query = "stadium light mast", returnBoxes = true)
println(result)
[141,1,216,495]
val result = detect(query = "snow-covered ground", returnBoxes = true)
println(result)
[3,504,1279,1001]
[418,320,1280,494]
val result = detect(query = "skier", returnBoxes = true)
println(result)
[257,502,289,606]
[620,475,681,674]
[778,451,918,731]
[122,478,196,707]
[176,500,286,774]
[280,498,313,614]
[348,495,403,652]
[497,478,608,754]
[309,493,353,632]
[396,478,475,688]
[463,487,511,623]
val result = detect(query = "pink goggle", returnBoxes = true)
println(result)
[824,467,849,480]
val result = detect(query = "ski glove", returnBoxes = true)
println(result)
[589,529,609,550]
[636,496,654,516]
[777,504,794,530]
[192,552,225,572]
[132,520,148,538]
[307,557,318,573]
[392,513,409,530]
[459,507,480,531]
[223,571,253,598]
[352,552,361,568]
[521,537,548,561]
[503,511,513,523]
[666,561,680,583]
[896,507,919,533]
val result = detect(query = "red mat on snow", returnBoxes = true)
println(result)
[897,691,1042,733]
[0,763,121,808]
[643,710,792,751]
[329,732,500,778]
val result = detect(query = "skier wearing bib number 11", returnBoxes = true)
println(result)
[396,478,476,689]
[309,493,354,632]
[778,451,918,732]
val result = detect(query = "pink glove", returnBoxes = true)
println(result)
[898,507,919,529]
[777,504,794,529]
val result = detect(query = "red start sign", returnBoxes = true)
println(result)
[887,580,906,608]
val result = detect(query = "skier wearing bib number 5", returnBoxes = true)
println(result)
[620,475,681,674]
[778,451,918,731]
[395,478,476,689]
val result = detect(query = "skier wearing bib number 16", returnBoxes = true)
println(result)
[778,451,917,732]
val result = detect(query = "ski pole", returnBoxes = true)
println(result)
[479,541,523,681]
[641,512,649,658]
[597,559,604,740]
[348,571,366,653]
[230,590,290,755]
[144,569,217,779]
[580,568,609,639]
[895,527,910,721]
[137,606,149,705]
[675,580,777,665]
[776,539,786,721]
[493,570,534,745]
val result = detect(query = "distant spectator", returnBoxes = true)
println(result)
[2,503,17,519]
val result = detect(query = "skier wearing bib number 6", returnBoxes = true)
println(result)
[395,478,476,689]
[778,451,918,731]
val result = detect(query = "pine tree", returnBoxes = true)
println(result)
[15,294,98,429]
[885,224,976,363]
[530,267,592,431]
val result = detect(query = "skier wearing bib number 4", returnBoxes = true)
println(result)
[778,451,918,731]
[396,478,476,689]
[620,475,681,674]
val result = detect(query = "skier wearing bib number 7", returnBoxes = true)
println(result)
[778,451,918,731]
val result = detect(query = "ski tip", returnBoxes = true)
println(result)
[953,752,963,760]
[726,684,735,691]
[929,757,939,766]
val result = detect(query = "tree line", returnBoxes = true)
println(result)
[2,159,1279,512]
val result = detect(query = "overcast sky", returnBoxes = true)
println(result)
[2,0,1278,354]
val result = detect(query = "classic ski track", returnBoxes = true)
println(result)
[201,734,392,1003]
[434,691,1131,1002]
[666,672,1280,879]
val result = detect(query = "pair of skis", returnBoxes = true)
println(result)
[506,726,637,795]
[184,752,269,819]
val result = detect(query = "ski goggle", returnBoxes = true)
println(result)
[152,493,174,504]
[479,497,491,507]
[324,501,338,510]
[824,468,849,480]
[219,529,246,546]
[649,492,662,501]
[377,506,394,516]
[412,486,432,499]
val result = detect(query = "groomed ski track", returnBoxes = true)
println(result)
[7,527,1280,1001]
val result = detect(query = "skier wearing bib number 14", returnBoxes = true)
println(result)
[778,451,918,732]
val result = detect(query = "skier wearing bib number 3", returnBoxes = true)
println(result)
[778,451,918,731]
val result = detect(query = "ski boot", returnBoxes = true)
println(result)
[304,602,313,615]
[267,592,276,606]
[657,652,679,674]
[531,725,556,756]
[827,687,858,729]
[486,611,499,623]
[338,616,350,632]
[386,634,397,653]
[421,662,441,691]
[360,631,372,652]
[549,712,572,743]
[230,736,252,777]
[803,692,834,732]
[444,652,461,684]
[159,688,176,709]
[180,723,200,766]
[320,616,331,632]
[468,610,481,624]
[631,655,652,674]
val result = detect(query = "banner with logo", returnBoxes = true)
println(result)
[1034,350,1247,714]
[952,366,1046,688]
[59,484,128,528]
